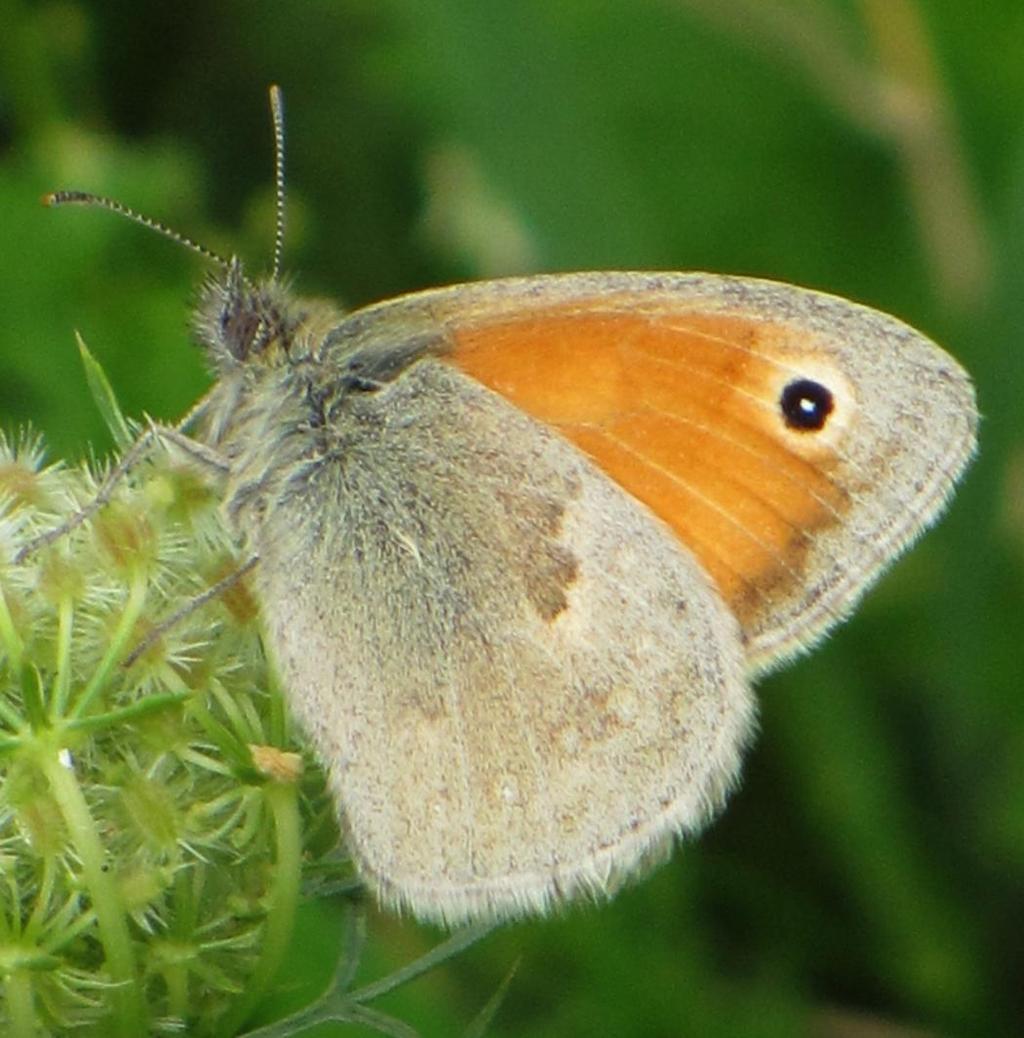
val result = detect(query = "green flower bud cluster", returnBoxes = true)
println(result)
[0,428,338,1037]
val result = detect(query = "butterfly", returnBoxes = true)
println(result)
[41,87,977,925]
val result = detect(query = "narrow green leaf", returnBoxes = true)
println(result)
[349,921,497,1005]
[463,957,519,1038]
[76,331,133,450]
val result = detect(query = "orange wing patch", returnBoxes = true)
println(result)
[446,308,850,626]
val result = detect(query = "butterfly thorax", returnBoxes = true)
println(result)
[193,264,454,544]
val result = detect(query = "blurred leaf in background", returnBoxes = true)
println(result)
[1,0,1022,1035]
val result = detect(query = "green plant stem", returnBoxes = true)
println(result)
[215,779,302,1036]
[72,569,147,719]
[68,689,191,734]
[165,955,189,1023]
[4,967,36,1038]
[25,854,56,938]
[0,580,24,670]
[40,747,145,1035]
[53,595,74,715]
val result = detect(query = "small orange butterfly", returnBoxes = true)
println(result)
[43,86,977,925]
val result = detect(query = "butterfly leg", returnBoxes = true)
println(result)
[13,420,230,564]
[121,553,260,668]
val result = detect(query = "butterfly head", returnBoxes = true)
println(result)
[192,259,304,373]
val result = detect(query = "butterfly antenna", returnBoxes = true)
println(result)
[43,190,232,270]
[268,84,287,281]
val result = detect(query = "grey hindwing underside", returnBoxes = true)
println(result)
[245,357,755,923]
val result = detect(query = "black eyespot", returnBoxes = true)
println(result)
[779,378,834,431]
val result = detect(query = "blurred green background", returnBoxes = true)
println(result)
[2,1,1022,1035]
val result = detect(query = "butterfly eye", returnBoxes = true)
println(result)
[779,378,834,431]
